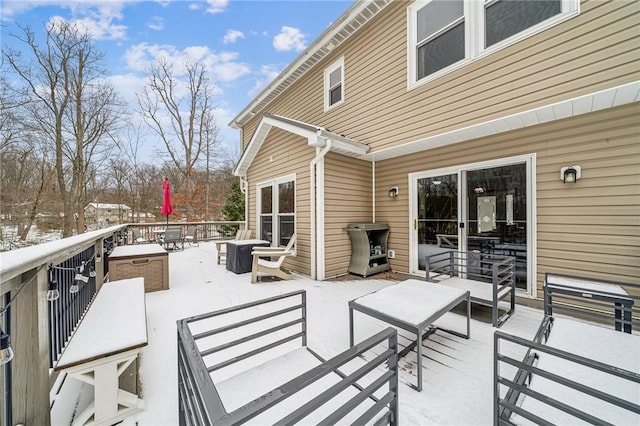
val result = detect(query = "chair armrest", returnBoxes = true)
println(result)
[215,240,233,248]
[251,250,292,257]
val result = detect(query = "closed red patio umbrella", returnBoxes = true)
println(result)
[161,178,173,225]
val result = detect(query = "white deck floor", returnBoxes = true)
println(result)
[51,242,546,425]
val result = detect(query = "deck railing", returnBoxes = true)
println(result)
[0,221,245,425]
[0,225,127,425]
[48,245,97,367]
[127,221,247,245]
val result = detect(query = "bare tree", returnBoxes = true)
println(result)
[0,61,30,152]
[4,21,125,237]
[137,57,222,220]
[0,144,56,239]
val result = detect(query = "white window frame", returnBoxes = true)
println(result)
[324,57,345,112]
[408,153,537,298]
[407,0,579,89]
[256,173,296,251]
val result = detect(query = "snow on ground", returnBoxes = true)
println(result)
[51,241,545,425]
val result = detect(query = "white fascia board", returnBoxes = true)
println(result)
[233,122,273,177]
[264,115,318,140]
[318,130,369,156]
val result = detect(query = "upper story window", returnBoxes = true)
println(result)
[416,0,465,80]
[324,57,344,111]
[408,0,579,88]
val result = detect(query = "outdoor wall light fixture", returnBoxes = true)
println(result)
[0,328,13,366]
[388,186,399,198]
[560,165,581,184]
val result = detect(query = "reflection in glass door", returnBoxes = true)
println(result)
[465,163,528,289]
[412,159,531,293]
[416,174,458,271]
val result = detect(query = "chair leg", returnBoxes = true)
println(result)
[251,255,259,284]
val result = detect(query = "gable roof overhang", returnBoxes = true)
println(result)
[229,0,392,130]
[233,113,369,177]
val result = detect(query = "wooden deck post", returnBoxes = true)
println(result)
[10,267,51,425]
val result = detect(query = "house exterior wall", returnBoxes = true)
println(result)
[246,127,315,276]
[241,0,638,151]
[237,0,639,287]
[84,205,130,225]
[375,103,640,291]
[323,152,373,278]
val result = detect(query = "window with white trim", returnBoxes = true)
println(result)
[257,175,296,248]
[408,0,579,87]
[324,57,344,111]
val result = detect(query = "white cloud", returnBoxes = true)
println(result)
[43,2,128,41]
[248,65,281,98]
[107,73,148,109]
[273,26,306,52]
[213,62,251,82]
[204,0,228,14]
[0,1,38,20]
[147,16,164,31]
[223,29,244,45]
[48,15,127,40]
[123,43,251,83]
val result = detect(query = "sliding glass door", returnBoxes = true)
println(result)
[415,173,458,271]
[411,157,532,294]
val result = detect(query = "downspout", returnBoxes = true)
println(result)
[240,177,248,231]
[372,161,376,223]
[310,137,332,280]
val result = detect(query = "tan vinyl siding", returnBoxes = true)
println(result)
[241,0,639,153]
[374,103,640,293]
[323,153,373,278]
[236,0,639,288]
[246,128,315,276]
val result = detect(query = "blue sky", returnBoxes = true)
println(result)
[1,0,352,159]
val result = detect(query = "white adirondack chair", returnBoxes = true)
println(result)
[251,234,297,283]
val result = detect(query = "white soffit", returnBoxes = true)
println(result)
[368,81,640,161]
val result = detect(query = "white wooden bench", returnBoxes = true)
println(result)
[54,278,148,426]
[426,251,516,327]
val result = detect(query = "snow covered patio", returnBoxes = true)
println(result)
[50,241,547,425]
